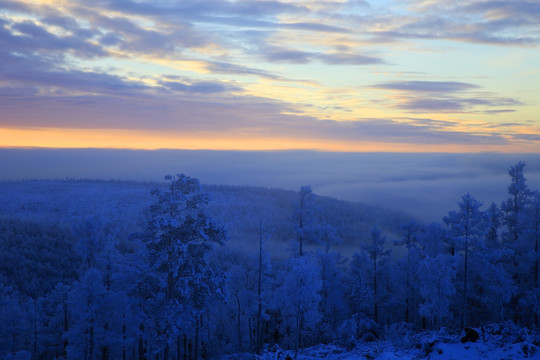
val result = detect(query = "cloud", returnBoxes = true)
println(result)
[0,12,524,146]
[483,109,517,114]
[372,81,479,93]
[0,18,107,58]
[443,1,538,45]
[74,0,349,38]
[512,134,540,141]
[282,21,348,33]
[317,52,383,65]
[359,0,540,46]
[0,75,512,147]
[81,0,307,19]
[482,122,526,130]
[0,0,31,13]
[78,0,349,33]
[41,14,80,30]
[401,117,459,128]
[463,1,540,20]
[204,61,320,85]
[84,11,208,54]
[264,48,313,64]
[396,97,523,113]
[205,61,281,80]
[0,0,537,152]
[158,80,243,94]
[398,98,470,112]
[263,46,383,65]
[370,80,524,113]
[0,51,149,95]
[315,118,508,145]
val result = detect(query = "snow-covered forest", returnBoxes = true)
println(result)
[1,163,539,359]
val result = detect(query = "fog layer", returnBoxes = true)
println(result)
[2,149,539,222]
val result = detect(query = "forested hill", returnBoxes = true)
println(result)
[2,169,540,360]
[0,179,412,256]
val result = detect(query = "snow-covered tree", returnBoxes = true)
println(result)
[315,247,347,339]
[485,202,503,249]
[500,162,536,324]
[293,185,314,257]
[220,241,272,354]
[276,256,322,351]
[394,221,421,323]
[142,174,227,359]
[444,193,484,327]
[469,244,514,324]
[38,283,71,359]
[529,193,540,292]
[0,283,33,358]
[362,226,391,324]
[519,191,540,326]
[0,218,79,299]
[501,161,532,246]
[417,254,456,329]
[65,268,108,360]
[348,252,372,320]
[418,222,449,258]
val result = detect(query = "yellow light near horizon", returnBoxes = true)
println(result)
[1,127,538,153]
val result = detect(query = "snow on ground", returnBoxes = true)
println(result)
[428,341,537,360]
[240,338,539,360]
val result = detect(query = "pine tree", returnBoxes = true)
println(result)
[143,174,227,359]
[293,185,313,257]
[362,226,391,324]
[278,256,321,351]
[394,221,421,323]
[444,193,484,327]
[314,224,347,339]
[485,202,502,249]
[521,192,540,326]
[501,162,534,324]
[501,161,531,246]
[0,284,32,358]
[348,252,372,321]
[417,254,456,329]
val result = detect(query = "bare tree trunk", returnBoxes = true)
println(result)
[194,315,200,360]
[533,212,540,327]
[89,323,95,360]
[102,346,109,360]
[248,317,253,350]
[164,344,169,360]
[406,246,411,323]
[299,211,304,257]
[373,255,378,324]
[34,300,38,358]
[463,219,469,329]
[183,334,187,360]
[236,293,242,349]
[257,220,263,355]
[63,294,69,359]
[138,323,145,360]
[295,301,301,353]
[122,314,127,360]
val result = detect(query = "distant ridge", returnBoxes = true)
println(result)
[0,179,414,257]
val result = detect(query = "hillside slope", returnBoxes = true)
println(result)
[0,179,414,256]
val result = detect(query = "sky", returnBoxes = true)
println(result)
[1,0,540,152]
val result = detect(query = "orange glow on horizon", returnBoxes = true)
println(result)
[1,127,539,153]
